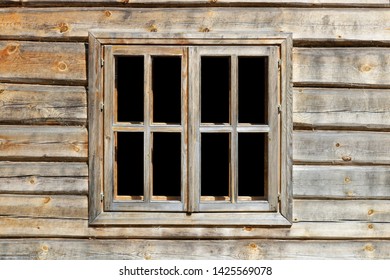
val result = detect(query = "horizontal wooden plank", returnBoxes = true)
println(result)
[293,130,390,164]
[293,48,390,87]
[0,239,388,259]
[0,125,88,160]
[293,88,390,129]
[0,84,87,125]
[0,8,389,42]
[294,166,390,198]
[3,0,389,7]
[0,194,87,219]
[0,217,389,239]
[0,162,88,194]
[294,200,390,222]
[2,41,389,87]
[0,161,88,177]
[0,41,86,84]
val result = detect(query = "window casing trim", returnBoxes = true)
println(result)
[88,31,293,226]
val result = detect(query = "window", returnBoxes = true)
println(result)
[88,32,292,226]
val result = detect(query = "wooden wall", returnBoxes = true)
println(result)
[0,1,390,259]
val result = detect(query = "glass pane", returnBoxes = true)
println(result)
[116,132,144,196]
[116,56,144,123]
[238,133,266,197]
[238,57,267,124]
[152,133,181,197]
[201,133,230,197]
[201,57,230,124]
[153,56,182,124]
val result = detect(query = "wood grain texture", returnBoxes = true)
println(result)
[0,84,86,125]
[0,162,88,194]
[294,165,390,198]
[0,218,389,239]
[293,88,390,129]
[293,130,390,164]
[294,200,390,222]
[293,48,390,87]
[0,41,86,84]
[0,239,388,259]
[0,194,87,219]
[0,125,88,161]
[2,41,389,88]
[2,0,389,7]
[0,8,389,42]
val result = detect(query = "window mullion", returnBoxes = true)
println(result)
[188,47,200,213]
[144,54,152,203]
[231,55,238,204]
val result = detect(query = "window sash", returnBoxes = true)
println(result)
[103,46,188,212]
[189,46,280,212]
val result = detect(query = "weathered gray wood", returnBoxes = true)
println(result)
[1,8,390,42]
[88,32,104,223]
[0,125,88,161]
[0,239,388,259]
[294,88,390,129]
[294,200,390,222]
[293,130,390,164]
[0,83,86,125]
[294,165,390,198]
[3,0,389,7]
[0,162,88,194]
[0,195,87,219]
[293,48,390,87]
[0,41,86,84]
[1,217,389,239]
[2,41,389,88]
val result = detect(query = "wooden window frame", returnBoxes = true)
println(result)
[88,31,293,226]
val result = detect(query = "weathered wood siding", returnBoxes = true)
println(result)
[0,1,390,259]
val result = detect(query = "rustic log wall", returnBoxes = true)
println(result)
[0,1,390,259]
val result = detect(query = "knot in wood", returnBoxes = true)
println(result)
[368,209,374,216]
[368,224,374,229]
[344,177,351,183]
[6,44,19,54]
[58,23,69,33]
[364,244,374,252]
[149,24,158,32]
[335,142,340,147]
[200,27,211,33]
[57,61,68,72]
[342,155,352,162]
[359,64,373,72]
[105,10,112,17]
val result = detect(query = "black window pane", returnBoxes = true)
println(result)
[238,133,266,197]
[116,132,144,196]
[152,133,181,197]
[153,56,181,124]
[201,133,229,197]
[238,57,267,124]
[201,57,230,124]
[116,56,144,123]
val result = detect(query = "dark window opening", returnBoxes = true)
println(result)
[152,133,181,198]
[238,57,268,124]
[152,56,182,124]
[201,57,230,124]
[238,133,266,197]
[201,133,230,197]
[116,56,144,123]
[116,132,144,196]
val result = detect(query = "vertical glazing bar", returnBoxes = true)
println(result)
[144,54,152,203]
[231,55,238,204]
[181,48,189,211]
